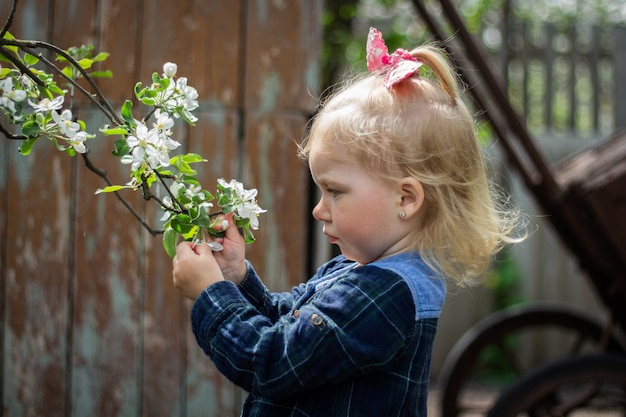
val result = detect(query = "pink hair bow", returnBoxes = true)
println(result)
[366,27,423,89]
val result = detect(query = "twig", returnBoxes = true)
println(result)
[80,152,162,236]
[0,44,47,89]
[0,123,26,140]
[1,38,123,125]
[29,49,118,124]
[0,0,18,39]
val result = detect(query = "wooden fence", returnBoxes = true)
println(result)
[0,1,321,416]
[496,18,623,136]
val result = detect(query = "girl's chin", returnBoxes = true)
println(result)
[338,249,371,264]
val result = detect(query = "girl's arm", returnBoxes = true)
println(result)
[173,213,310,320]
[190,264,417,399]
[235,261,308,322]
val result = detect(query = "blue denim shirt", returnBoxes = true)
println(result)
[191,252,446,416]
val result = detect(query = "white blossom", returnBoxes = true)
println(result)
[163,62,178,78]
[28,96,64,113]
[51,109,80,138]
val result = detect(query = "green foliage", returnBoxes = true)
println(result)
[486,249,525,310]
[58,44,112,80]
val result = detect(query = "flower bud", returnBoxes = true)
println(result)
[163,62,177,78]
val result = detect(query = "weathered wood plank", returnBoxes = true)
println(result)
[70,109,144,417]
[97,0,145,103]
[3,115,73,417]
[136,0,192,87]
[1,1,71,416]
[188,0,243,107]
[182,110,245,417]
[245,0,321,113]
[135,1,206,416]
[244,113,310,291]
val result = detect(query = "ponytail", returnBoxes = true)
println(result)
[410,45,460,104]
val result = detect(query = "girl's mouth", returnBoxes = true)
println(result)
[322,226,338,244]
[324,231,339,244]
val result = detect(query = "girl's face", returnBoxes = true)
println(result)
[309,141,415,264]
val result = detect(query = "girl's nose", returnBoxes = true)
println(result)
[312,197,327,222]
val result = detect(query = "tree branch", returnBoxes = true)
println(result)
[1,38,123,126]
[0,44,47,89]
[0,123,26,139]
[80,152,162,236]
[0,0,19,39]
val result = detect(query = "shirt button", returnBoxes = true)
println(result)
[310,314,324,326]
[293,310,300,318]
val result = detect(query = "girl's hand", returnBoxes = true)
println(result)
[210,213,248,285]
[172,241,224,300]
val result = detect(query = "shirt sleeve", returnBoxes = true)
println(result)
[190,264,417,400]
[235,260,307,322]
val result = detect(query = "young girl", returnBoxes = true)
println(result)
[173,27,521,417]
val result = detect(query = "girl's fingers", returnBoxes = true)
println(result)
[222,213,243,243]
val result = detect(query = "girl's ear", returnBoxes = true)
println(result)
[397,177,425,218]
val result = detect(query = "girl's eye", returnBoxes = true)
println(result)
[326,188,341,197]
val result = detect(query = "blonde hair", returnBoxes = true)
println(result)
[300,44,524,286]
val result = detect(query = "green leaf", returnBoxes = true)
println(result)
[2,43,18,56]
[100,125,128,136]
[174,213,193,225]
[48,136,67,152]
[90,70,113,79]
[173,159,196,176]
[112,138,130,157]
[92,52,110,62]
[61,66,74,79]
[24,53,39,65]
[181,153,207,164]
[170,215,195,235]
[182,225,198,240]
[77,58,93,70]
[163,228,178,258]
[1,32,18,56]
[157,169,174,177]
[143,171,157,188]
[195,214,215,229]
[242,226,256,244]
[95,185,134,194]
[47,84,65,96]
[21,120,40,137]
[137,96,156,107]
[18,137,38,155]
[134,82,143,95]
[180,175,201,187]
[120,100,134,124]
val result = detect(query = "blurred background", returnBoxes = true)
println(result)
[1,0,625,416]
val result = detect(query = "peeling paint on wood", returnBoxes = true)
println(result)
[1,0,322,416]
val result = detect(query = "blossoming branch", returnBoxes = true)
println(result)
[0,7,266,257]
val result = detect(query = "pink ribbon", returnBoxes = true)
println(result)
[366,27,423,88]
